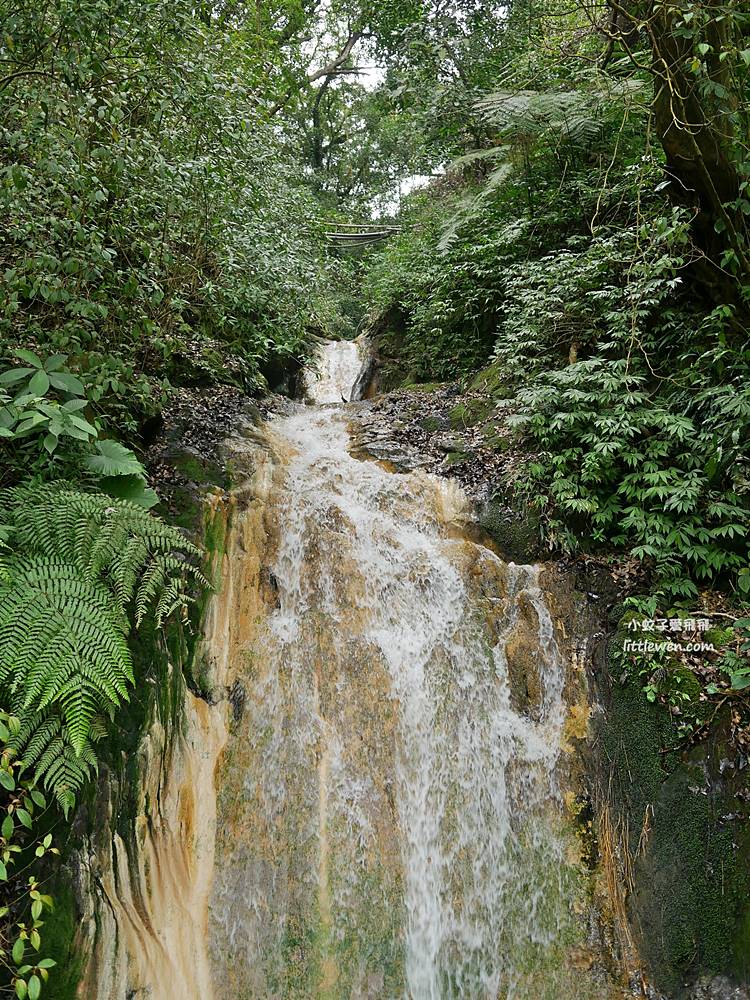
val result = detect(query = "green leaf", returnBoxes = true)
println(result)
[15,978,27,1000]
[27,371,49,396]
[99,474,158,509]
[66,414,97,436]
[16,809,32,830]
[0,770,15,791]
[15,414,48,434]
[2,815,14,838]
[0,369,34,386]
[48,372,85,395]
[0,860,8,881]
[28,976,40,1000]
[85,440,145,478]
[13,350,43,369]
[12,938,24,964]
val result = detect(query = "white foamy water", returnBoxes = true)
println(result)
[303,339,362,403]
[209,341,588,1000]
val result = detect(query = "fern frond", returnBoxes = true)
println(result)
[9,708,100,817]
[0,482,210,806]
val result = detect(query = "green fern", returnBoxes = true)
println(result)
[0,483,207,625]
[8,709,103,816]
[0,483,208,808]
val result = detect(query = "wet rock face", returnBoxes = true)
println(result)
[349,413,432,472]
[504,592,545,716]
[347,385,513,500]
[689,978,750,1000]
[346,387,547,565]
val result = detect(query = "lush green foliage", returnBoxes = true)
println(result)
[365,2,750,599]
[0,350,159,508]
[0,484,206,814]
[0,711,57,1000]
[1,0,340,412]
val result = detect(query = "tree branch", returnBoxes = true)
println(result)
[307,30,364,84]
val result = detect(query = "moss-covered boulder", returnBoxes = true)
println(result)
[477,496,544,564]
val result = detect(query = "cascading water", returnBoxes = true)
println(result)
[206,342,612,1000]
[303,339,362,403]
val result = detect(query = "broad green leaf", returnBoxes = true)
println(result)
[62,399,87,412]
[27,371,49,396]
[13,350,42,368]
[99,474,158,509]
[67,414,97,435]
[85,440,145,478]
[16,808,32,830]
[48,372,85,395]
[15,414,48,434]
[0,369,34,386]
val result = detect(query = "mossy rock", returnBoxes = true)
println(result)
[40,875,82,1000]
[665,663,702,702]
[419,414,449,433]
[481,429,513,452]
[448,397,495,429]
[444,449,471,467]
[705,626,735,649]
[403,381,448,393]
[478,497,543,563]
[171,448,224,486]
[600,679,750,995]
[468,361,515,398]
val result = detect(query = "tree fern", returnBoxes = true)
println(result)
[0,483,208,809]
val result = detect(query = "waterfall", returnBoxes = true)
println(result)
[302,339,362,403]
[206,341,607,999]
